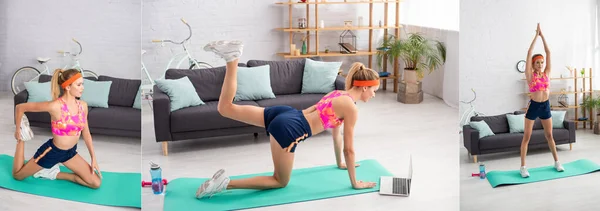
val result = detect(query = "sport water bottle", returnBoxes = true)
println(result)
[150,161,164,194]
[479,162,486,179]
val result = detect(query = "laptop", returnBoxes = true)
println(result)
[379,155,412,197]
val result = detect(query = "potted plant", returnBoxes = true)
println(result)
[376,32,446,84]
[581,95,600,134]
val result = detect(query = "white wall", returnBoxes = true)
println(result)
[401,0,459,31]
[0,0,7,78]
[0,0,141,92]
[142,0,459,105]
[459,0,598,118]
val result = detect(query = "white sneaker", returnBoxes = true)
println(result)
[555,161,565,172]
[196,169,230,199]
[520,166,530,178]
[203,40,244,62]
[19,114,34,141]
[34,164,60,180]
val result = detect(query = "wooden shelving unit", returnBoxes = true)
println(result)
[275,0,402,92]
[521,68,595,129]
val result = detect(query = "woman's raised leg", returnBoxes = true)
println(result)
[204,40,266,128]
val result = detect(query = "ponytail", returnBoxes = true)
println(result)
[51,69,63,100]
[345,62,379,90]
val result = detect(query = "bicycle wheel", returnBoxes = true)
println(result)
[11,66,41,95]
[189,60,213,69]
[82,70,99,79]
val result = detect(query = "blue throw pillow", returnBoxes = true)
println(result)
[24,81,52,102]
[234,65,276,101]
[155,76,204,112]
[469,120,495,139]
[301,58,342,94]
[506,114,526,133]
[551,110,566,128]
[80,79,112,108]
[133,86,141,110]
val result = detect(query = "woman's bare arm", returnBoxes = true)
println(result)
[525,27,539,83]
[341,99,358,187]
[80,101,96,159]
[539,27,551,75]
[332,126,343,166]
[14,101,52,131]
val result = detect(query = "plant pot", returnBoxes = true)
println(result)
[594,121,600,135]
[404,69,418,84]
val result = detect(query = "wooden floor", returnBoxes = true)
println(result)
[141,90,460,211]
[0,92,141,211]
[459,129,600,210]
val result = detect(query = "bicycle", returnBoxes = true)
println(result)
[151,18,212,80]
[11,38,99,95]
[459,88,485,134]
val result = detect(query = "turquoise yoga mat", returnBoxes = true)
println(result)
[486,159,600,188]
[0,154,141,208]
[164,159,393,211]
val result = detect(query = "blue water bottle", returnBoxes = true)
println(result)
[479,162,486,179]
[150,161,163,194]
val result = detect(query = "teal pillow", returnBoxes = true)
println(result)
[469,120,495,139]
[301,58,342,94]
[80,79,112,108]
[506,114,526,133]
[234,65,276,101]
[551,110,566,128]
[155,76,204,112]
[133,87,141,110]
[24,81,52,102]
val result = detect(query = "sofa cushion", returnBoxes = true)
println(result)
[247,57,322,95]
[165,64,245,102]
[155,76,204,112]
[471,114,510,134]
[24,81,52,102]
[98,75,141,107]
[170,101,260,132]
[479,129,570,150]
[80,79,112,108]
[235,65,276,101]
[88,106,140,131]
[469,120,495,139]
[255,94,324,110]
[506,113,526,133]
[301,59,342,94]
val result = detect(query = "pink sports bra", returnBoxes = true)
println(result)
[51,98,86,136]
[529,72,549,92]
[315,90,354,129]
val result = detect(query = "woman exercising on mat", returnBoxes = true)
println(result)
[12,69,102,188]
[520,23,564,178]
[196,40,380,199]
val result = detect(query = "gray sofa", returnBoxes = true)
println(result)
[14,75,142,138]
[153,58,346,155]
[462,111,576,163]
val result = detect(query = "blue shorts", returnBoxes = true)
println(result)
[264,106,312,153]
[33,139,78,168]
[525,99,552,120]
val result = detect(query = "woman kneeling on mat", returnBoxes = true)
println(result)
[520,23,564,178]
[12,69,103,188]
[196,40,379,199]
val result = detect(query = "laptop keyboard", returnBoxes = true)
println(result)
[392,178,411,195]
